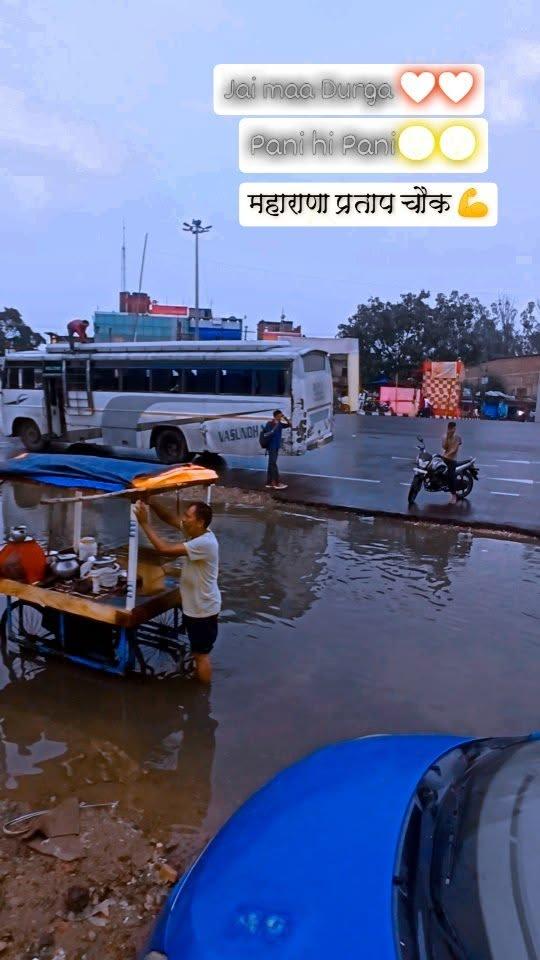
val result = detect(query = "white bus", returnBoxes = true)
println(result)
[0,341,334,462]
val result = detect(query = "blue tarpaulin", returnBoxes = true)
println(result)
[0,454,166,492]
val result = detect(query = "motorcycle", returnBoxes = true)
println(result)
[407,436,479,505]
[364,398,394,416]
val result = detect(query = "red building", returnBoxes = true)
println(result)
[257,317,302,340]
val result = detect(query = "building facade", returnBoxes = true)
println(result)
[258,318,302,340]
[94,292,242,343]
[465,355,540,400]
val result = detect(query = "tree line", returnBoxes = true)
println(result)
[0,308,45,353]
[338,292,540,386]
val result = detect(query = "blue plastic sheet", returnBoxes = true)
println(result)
[0,454,165,491]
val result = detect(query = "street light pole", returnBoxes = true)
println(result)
[182,218,212,340]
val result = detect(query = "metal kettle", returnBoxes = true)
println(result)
[50,549,80,579]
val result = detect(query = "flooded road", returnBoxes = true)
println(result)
[1,486,539,841]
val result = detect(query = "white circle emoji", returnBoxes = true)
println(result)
[439,125,477,162]
[398,126,436,162]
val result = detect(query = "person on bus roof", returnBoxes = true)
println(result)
[67,318,90,348]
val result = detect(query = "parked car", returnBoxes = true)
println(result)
[142,733,540,959]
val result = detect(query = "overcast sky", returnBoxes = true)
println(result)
[1,0,539,337]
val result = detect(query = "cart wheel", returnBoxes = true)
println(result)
[0,601,55,680]
[134,609,193,678]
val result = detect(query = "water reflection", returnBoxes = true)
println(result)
[329,515,474,607]
[0,668,216,831]
[217,508,328,623]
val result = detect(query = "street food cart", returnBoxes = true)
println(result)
[0,454,217,676]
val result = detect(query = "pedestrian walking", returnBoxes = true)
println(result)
[135,498,221,684]
[262,409,291,490]
[442,421,462,504]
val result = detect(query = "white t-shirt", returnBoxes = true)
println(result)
[181,530,221,618]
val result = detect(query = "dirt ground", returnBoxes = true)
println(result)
[0,799,206,959]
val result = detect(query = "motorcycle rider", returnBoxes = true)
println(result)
[442,421,462,504]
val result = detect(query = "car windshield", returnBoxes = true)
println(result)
[394,737,540,960]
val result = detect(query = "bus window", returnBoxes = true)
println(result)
[303,353,326,372]
[253,367,287,396]
[93,366,120,391]
[21,366,36,389]
[219,367,253,395]
[152,367,183,393]
[122,367,151,392]
[6,366,20,389]
[185,367,218,393]
[66,361,87,391]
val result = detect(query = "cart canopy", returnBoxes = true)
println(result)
[0,454,218,493]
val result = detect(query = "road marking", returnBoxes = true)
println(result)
[238,467,381,483]
[284,471,381,483]
[497,459,531,464]
[490,491,520,497]
[279,510,328,522]
[485,477,534,485]
[392,456,412,461]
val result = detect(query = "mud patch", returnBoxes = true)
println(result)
[0,800,206,959]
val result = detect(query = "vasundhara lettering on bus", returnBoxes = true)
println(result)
[217,425,262,444]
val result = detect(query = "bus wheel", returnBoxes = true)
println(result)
[18,420,47,453]
[155,428,188,465]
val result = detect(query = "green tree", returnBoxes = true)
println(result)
[0,308,45,353]
[427,291,487,364]
[338,290,534,383]
[338,291,429,385]
[521,301,540,355]
[488,297,522,356]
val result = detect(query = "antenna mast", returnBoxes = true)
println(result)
[121,222,127,291]
[138,232,148,294]
[133,233,149,342]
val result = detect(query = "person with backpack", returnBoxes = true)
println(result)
[260,409,291,490]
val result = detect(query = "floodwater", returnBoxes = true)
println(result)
[0,482,539,841]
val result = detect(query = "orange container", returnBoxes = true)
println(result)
[0,539,48,584]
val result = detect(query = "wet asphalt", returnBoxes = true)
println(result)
[224,415,540,537]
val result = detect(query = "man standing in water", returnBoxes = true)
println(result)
[442,421,462,505]
[263,409,292,490]
[134,499,220,684]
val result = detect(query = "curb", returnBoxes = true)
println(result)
[269,491,540,541]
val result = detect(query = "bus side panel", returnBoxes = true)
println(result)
[202,396,291,455]
[94,394,202,451]
[1,388,46,438]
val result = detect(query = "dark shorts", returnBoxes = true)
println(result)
[182,613,219,655]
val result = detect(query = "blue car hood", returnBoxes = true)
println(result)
[154,734,469,960]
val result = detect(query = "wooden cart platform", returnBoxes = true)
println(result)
[0,576,181,628]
